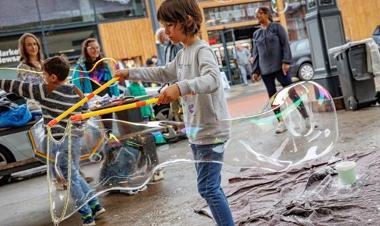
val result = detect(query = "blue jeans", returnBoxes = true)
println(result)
[238,63,253,85]
[191,143,235,226]
[50,137,99,217]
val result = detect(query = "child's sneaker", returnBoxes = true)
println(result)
[275,121,287,134]
[81,214,95,226]
[91,204,106,218]
[120,185,147,195]
[152,170,164,182]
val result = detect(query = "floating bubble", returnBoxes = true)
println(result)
[25,80,339,224]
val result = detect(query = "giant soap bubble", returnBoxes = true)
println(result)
[27,80,339,224]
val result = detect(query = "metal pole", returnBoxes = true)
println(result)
[35,0,49,57]
[147,0,163,62]
[220,30,232,83]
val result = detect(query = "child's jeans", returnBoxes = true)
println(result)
[191,143,235,226]
[50,137,99,217]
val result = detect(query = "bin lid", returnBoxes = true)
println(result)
[328,38,374,57]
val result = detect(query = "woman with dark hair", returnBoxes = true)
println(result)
[72,38,119,133]
[251,6,309,133]
[72,38,119,97]
[17,33,44,83]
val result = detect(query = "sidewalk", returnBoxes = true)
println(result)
[224,81,266,100]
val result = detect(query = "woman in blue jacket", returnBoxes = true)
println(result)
[72,38,119,131]
[72,38,119,97]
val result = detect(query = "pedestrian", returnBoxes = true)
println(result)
[1,56,106,226]
[17,33,44,117]
[251,6,309,134]
[155,27,183,65]
[115,0,234,225]
[235,43,253,85]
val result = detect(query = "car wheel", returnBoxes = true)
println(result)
[298,62,314,81]
[0,147,16,185]
[154,104,172,121]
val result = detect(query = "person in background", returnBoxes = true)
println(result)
[1,56,106,226]
[72,38,120,131]
[17,33,44,83]
[17,33,44,118]
[235,43,253,86]
[155,27,183,65]
[72,38,119,98]
[115,0,235,225]
[127,80,154,121]
[251,6,309,134]
[150,55,159,67]
[156,27,183,122]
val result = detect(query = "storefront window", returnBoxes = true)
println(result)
[44,27,98,63]
[94,0,146,21]
[319,0,335,6]
[203,1,273,27]
[0,0,41,32]
[307,0,317,9]
[285,0,308,41]
[38,0,96,29]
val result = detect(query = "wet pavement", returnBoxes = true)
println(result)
[2,78,380,226]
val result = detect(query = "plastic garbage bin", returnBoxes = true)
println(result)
[330,41,379,110]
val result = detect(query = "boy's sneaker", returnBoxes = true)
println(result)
[152,170,164,182]
[81,214,95,226]
[275,121,287,134]
[120,185,147,195]
[91,204,106,218]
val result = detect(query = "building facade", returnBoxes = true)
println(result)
[0,0,379,71]
[0,0,153,69]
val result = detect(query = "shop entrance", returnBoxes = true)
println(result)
[209,26,259,85]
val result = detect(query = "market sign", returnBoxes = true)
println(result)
[0,49,19,64]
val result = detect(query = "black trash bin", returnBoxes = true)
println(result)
[333,43,379,110]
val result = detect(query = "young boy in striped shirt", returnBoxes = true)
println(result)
[0,56,105,226]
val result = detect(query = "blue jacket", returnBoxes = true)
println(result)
[252,23,292,76]
[72,59,120,97]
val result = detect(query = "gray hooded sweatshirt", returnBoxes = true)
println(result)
[129,39,230,145]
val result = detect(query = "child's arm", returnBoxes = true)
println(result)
[73,86,90,113]
[0,79,42,101]
[177,48,220,96]
[117,60,177,84]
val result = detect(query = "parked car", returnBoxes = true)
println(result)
[372,25,380,48]
[145,85,183,121]
[289,39,314,81]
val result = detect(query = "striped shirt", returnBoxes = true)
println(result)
[0,79,85,138]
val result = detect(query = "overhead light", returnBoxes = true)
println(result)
[104,0,131,4]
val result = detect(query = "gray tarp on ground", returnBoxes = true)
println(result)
[194,151,380,225]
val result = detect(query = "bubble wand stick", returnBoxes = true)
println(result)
[70,97,159,122]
